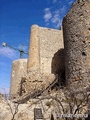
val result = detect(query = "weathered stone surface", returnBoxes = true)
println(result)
[0,89,89,120]
[10,25,64,99]
[39,26,64,74]
[24,25,64,95]
[0,94,58,120]
[63,1,90,91]
[21,72,55,96]
[76,0,90,3]
[27,25,64,74]
[27,25,40,72]
[10,59,27,99]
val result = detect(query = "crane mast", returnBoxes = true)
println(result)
[2,42,28,58]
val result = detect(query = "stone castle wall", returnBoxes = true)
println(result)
[63,0,90,91]
[39,26,64,74]
[10,0,90,99]
[21,25,64,95]
[27,25,64,74]
[10,25,64,98]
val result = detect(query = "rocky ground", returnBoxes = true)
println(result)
[0,92,62,120]
[0,88,89,120]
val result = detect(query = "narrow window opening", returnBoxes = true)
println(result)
[82,52,87,56]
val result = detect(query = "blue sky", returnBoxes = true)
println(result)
[0,0,76,93]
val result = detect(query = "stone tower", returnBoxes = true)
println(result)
[10,59,27,99]
[27,25,40,72]
[63,0,90,91]
[21,25,64,95]
[10,25,64,98]
[27,25,64,74]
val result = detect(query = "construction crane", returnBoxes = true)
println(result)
[2,42,28,58]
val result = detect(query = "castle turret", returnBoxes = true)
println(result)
[63,0,90,91]
[21,25,64,95]
[10,59,27,99]
[27,25,40,72]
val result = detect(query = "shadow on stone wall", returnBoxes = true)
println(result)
[51,49,66,87]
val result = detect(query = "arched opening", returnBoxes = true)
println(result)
[51,48,66,88]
